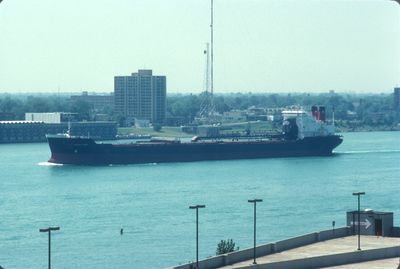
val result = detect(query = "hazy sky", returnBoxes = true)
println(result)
[0,0,399,94]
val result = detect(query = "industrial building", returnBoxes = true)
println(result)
[70,91,114,112]
[0,121,45,143]
[0,112,118,143]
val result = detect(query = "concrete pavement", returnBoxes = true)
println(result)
[219,235,400,269]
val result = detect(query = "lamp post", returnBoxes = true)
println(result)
[352,192,365,250]
[248,199,263,264]
[189,205,205,269]
[39,226,60,269]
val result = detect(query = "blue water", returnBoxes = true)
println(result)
[0,131,399,268]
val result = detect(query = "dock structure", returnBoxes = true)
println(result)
[169,210,400,269]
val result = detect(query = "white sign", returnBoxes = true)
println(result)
[350,219,371,230]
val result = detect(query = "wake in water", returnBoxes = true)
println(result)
[38,162,158,167]
[335,149,400,155]
[38,162,63,166]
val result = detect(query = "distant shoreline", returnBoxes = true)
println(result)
[336,126,400,133]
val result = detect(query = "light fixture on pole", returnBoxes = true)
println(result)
[189,205,206,269]
[248,199,263,264]
[352,192,365,250]
[39,226,60,269]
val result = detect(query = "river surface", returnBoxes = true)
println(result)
[0,131,399,268]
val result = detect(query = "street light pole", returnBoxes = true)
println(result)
[248,199,263,264]
[189,205,205,269]
[39,226,60,269]
[352,192,365,251]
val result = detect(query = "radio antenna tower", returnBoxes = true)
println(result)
[198,0,216,121]
[210,0,214,117]
[199,43,211,117]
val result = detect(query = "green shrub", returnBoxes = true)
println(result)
[216,239,239,255]
[153,124,162,132]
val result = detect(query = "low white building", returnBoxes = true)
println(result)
[25,112,76,123]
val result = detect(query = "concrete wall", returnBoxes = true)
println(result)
[224,243,274,265]
[168,227,351,269]
[272,233,315,253]
[318,228,349,241]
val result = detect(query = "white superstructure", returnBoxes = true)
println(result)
[282,109,335,139]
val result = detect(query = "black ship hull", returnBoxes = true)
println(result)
[47,135,343,165]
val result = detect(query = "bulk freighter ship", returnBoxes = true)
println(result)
[46,107,343,165]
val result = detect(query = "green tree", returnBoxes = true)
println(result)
[69,100,93,121]
[0,96,24,119]
[216,239,238,255]
[153,123,162,132]
[24,96,51,112]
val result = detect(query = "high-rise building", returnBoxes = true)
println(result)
[394,87,400,110]
[114,69,166,125]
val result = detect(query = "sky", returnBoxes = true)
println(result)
[0,0,399,94]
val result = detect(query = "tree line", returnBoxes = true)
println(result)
[0,95,94,121]
[167,92,399,127]
[1,92,399,128]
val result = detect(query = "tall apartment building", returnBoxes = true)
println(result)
[394,87,400,110]
[114,69,166,125]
